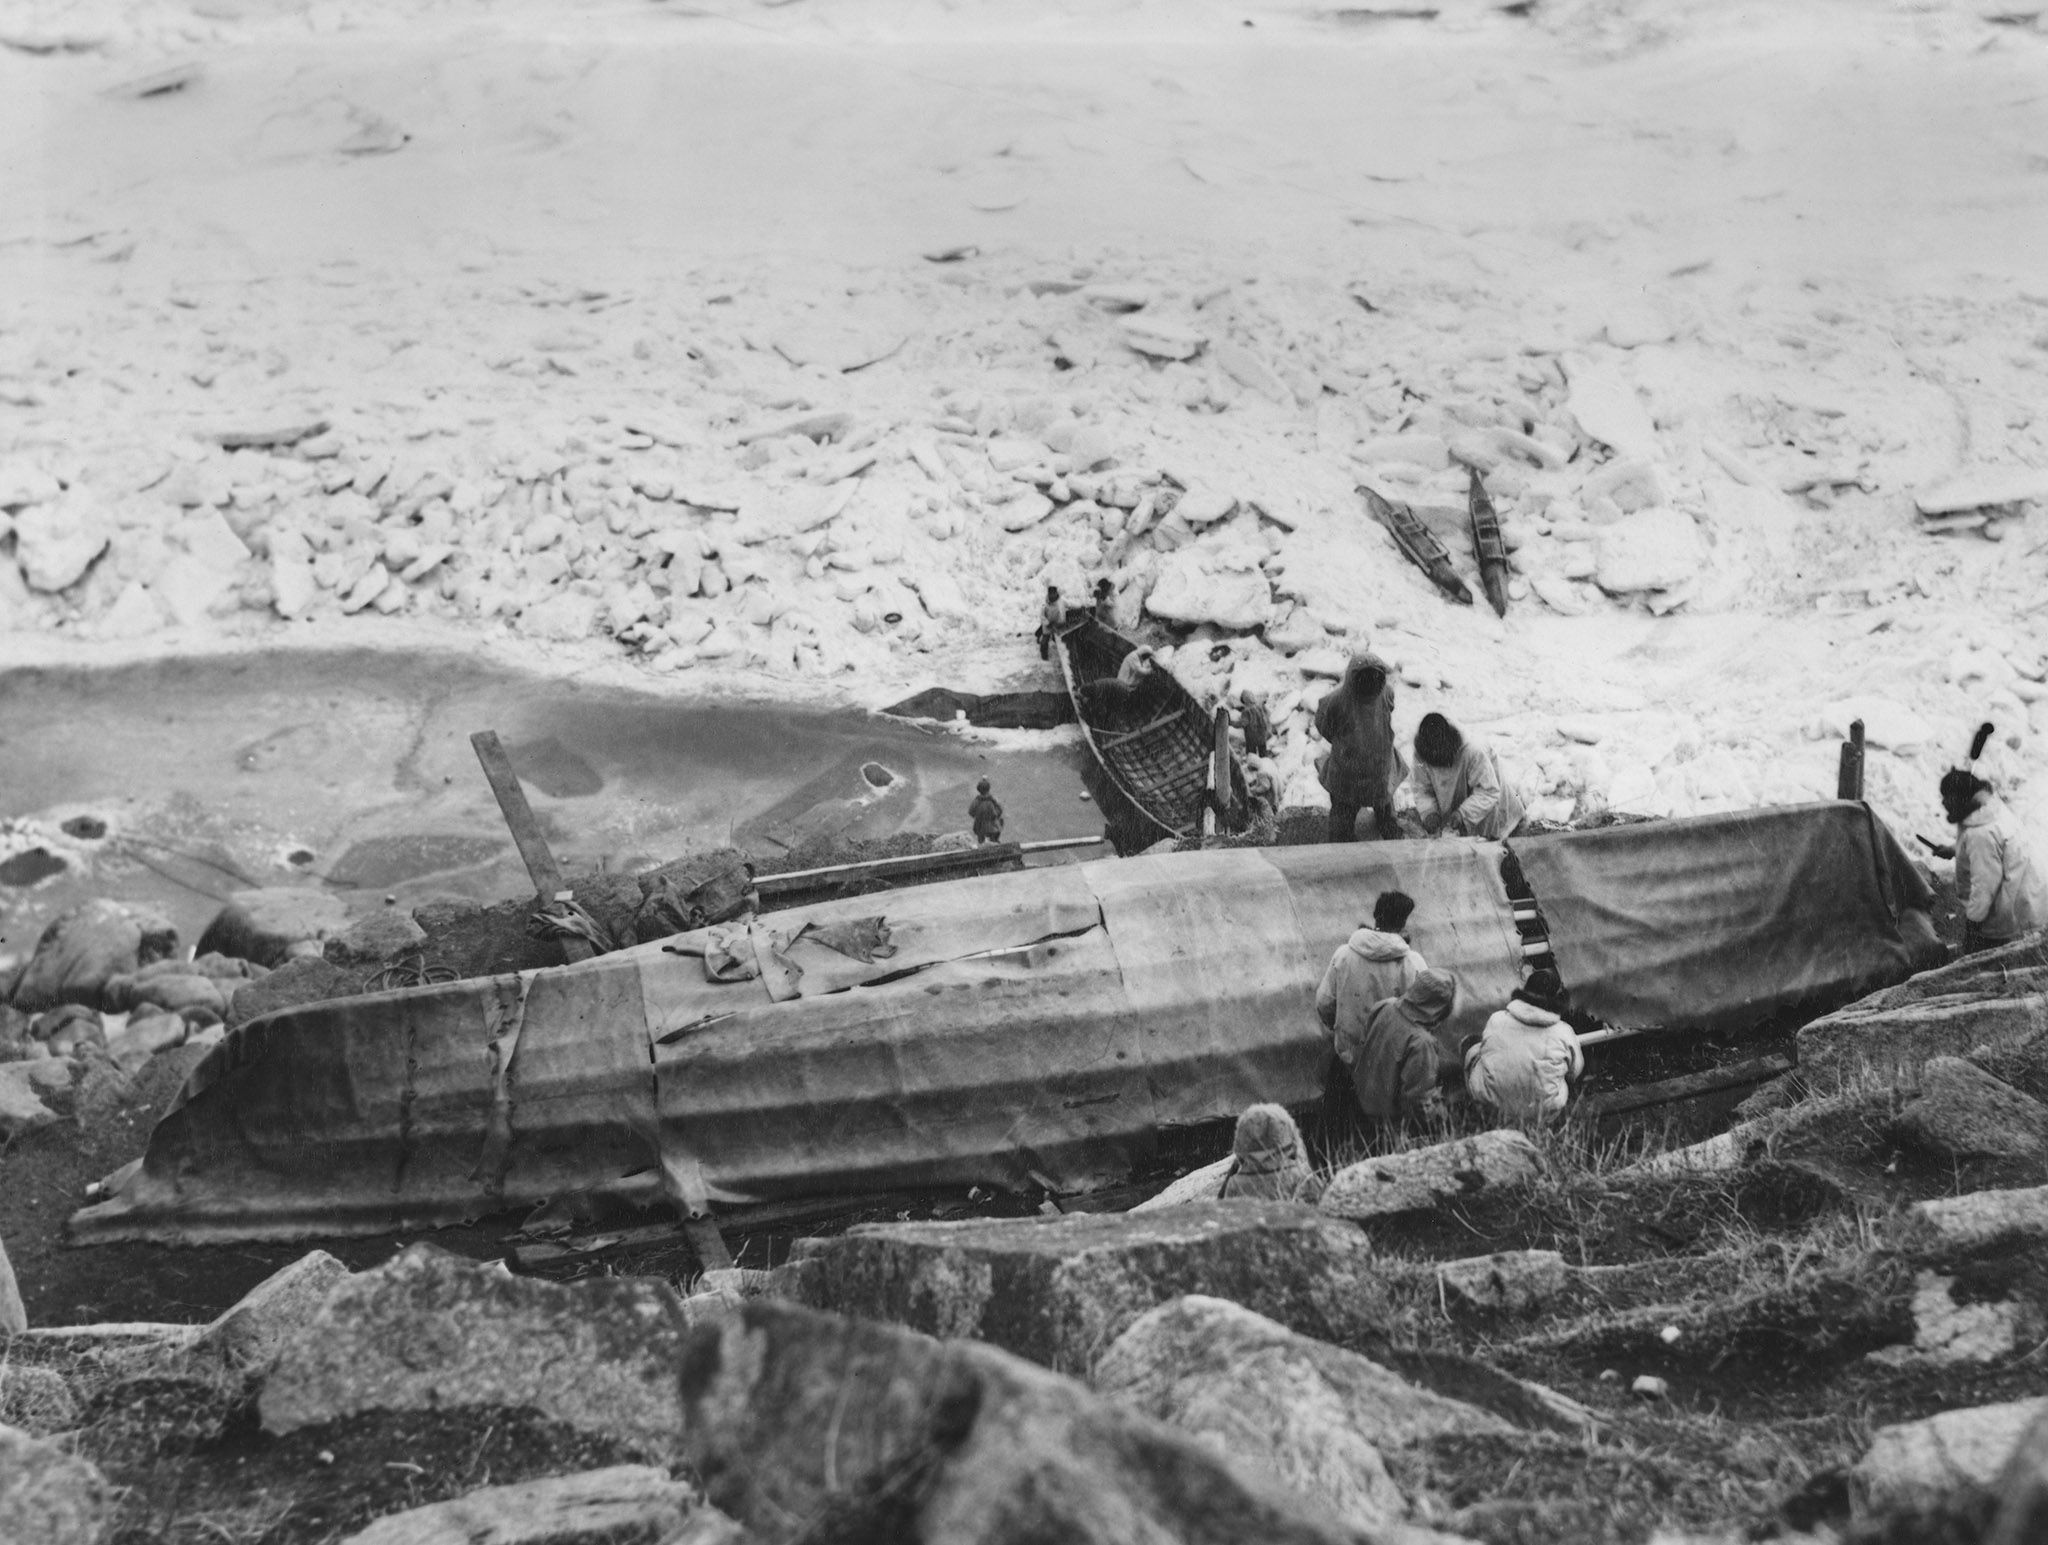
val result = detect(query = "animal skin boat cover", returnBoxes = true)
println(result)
[72,803,1939,1245]
[1513,801,1943,1035]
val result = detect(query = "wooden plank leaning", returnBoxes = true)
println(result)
[469,734,731,1268]
[469,730,595,965]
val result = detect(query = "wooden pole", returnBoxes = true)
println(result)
[1837,719,1866,801]
[1578,1054,1796,1119]
[755,835,1107,895]
[470,730,596,965]
[1201,706,1229,845]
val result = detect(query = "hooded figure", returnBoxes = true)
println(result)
[1314,651,1407,842]
[1412,714,1525,841]
[1942,761,2047,950]
[1317,891,1427,1069]
[1464,968,1582,1125]
[1036,586,1068,660]
[1237,689,1274,759]
[1353,968,1457,1128]
[968,777,1004,844]
[1217,1103,1322,1204]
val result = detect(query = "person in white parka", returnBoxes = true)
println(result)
[1464,968,1583,1126]
[1940,745,2048,953]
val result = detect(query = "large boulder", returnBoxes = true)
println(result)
[191,1250,353,1376]
[1898,1183,2048,1256]
[1093,1295,1509,1532]
[0,1057,77,1141]
[1988,1402,2048,1545]
[1896,1057,2048,1161]
[1858,936,2048,1013]
[1318,1131,1544,1221]
[0,1421,111,1545]
[101,962,231,1020]
[104,1008,189,1074]
[339,1467,695,1545]
[1434,1250,1571,1315]
[1851,1397,2048,1530]
[259,1245,715,1462]
[1799,938,2048,1091]
[1800,991,2048,1091]
[197,886,353,968]
[778,1202,1383,1377]
[9,899,178,1012]
[678,1298,1454,1545]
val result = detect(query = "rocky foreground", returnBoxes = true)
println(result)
[4,935,2048,1544]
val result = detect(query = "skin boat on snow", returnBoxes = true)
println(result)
[1465,466,1511,619]
[1363,484,1473,607]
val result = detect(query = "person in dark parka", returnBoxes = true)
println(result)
[968,778,1004,844]
[1353,968,1458,1136]
[1314,650,1406,842]
[1237,689,1273,759]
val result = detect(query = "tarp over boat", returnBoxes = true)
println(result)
[72,804,1940,1245]
[1516,802,1942,1035]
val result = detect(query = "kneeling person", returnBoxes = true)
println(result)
[1412,713,1525,840]
[1464,968,1582,1125]
[1353,968,1458,1136]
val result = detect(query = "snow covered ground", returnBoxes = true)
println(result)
[3,0,2046,872]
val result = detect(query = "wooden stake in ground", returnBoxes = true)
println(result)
[469,730,595,966]
[1836,718,1866,802]
[1200,705,1230,846]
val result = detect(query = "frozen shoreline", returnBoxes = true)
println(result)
[4,0,2045,873]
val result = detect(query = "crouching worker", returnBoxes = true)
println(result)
[1317,891,1427,1142]
[1464,968,1582,1126]
[1940,744,2047,954]
[1217,1104,1323,1204]
[1412,713,1525,840]
[1353,968,1458,1140]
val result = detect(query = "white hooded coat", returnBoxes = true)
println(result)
[1317,928,1427,1067]
[1465,998,1583,1123]
[1412,738,1525,841]
[1957,794,2048,943]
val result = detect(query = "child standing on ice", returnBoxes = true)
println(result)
[968,778,1005,845]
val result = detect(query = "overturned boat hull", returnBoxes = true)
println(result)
[75,804,1941,1245]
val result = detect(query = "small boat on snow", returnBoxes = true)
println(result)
[1363,484,1473,607]
[1465,466,1511,618]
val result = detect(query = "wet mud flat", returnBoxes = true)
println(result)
[0,647,1095,953]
